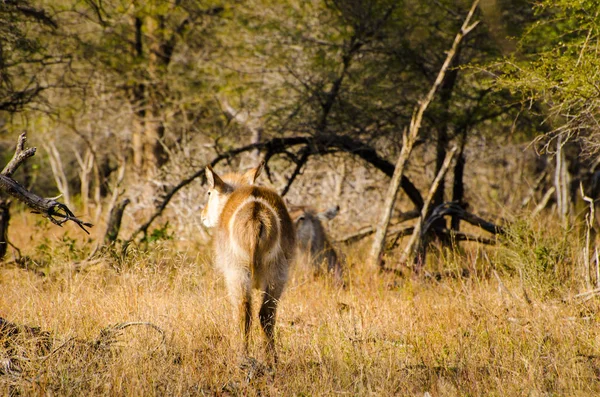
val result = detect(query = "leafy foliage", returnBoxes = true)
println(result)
[496,0,600,154]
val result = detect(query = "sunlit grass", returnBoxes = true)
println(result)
[1,212,599,395]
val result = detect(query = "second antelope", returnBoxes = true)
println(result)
[289,205,343,284]
[201,161,295,364]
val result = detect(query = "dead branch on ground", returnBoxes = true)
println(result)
[0,316,167,376]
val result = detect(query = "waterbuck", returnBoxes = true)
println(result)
[288,205,343,284]
[201,162,295,364]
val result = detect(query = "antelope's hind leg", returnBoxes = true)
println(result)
[240,287,252,355]
[259,278,285,365]
[226,270,253,357]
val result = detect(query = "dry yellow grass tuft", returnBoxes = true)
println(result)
[0,212,599,395]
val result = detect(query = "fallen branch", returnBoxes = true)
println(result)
[423,202,505,236]
[448,230,497,245]
[337,209,420,244]
[95,322,166,354]
[0,316,166,377]
[572,288,600,301]
[0,316,52,375]
[0,133,92,234]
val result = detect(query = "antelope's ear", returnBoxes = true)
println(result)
[318,205,339,221]
[205,165,226,192]
[242,160,264,185]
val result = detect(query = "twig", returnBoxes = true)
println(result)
[493,270,521,303]
[448,230,497,245]
[39,337,76,364]
[336,210,420,244]
[97,322,166,354]
[531,187,556,217]
[281,147,309,197]
[521,170,548,208]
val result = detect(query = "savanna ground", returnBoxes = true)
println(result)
[1,208,599,396]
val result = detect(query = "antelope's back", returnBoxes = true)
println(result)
[217,185,296,263]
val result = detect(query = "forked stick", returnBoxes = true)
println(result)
[0,133,93,234]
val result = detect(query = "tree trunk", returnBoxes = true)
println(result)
[432,49,461,236]
[404,146,457,269]
[131,16,145,174]
[130,15,169,178]
[44,141,72,209]
[0,199,10,260]
[451,126,468,230]
[104,198,130,245]
[555,136,571,226]
[433,49,461,209]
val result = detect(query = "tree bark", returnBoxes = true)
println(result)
[433,48,461,212]
[130,15,168,177]
[131,16,145,173]
[555,136,571,226]
[451,126,468,230]
[104,198,130,245]
[0,199,10,260]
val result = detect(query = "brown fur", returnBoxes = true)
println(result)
[289,205,343,284]
[201,163,295,364]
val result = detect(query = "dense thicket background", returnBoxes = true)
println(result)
[2,0,597,240]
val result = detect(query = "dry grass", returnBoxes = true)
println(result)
[1,212,600,396]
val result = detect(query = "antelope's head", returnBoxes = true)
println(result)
[289,205,339,249]
[200,162,264,228]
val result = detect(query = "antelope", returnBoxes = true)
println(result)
[200,161,295,364]
[288,205,343,284]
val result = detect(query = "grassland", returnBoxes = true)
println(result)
[1,211,599,396]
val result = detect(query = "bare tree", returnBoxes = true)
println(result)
[367,0,481,270]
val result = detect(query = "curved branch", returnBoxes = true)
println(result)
[423,202,505,236]
[280,147,310,197]
[124,134,424,247]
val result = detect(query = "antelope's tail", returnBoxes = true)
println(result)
[231,199,279,275]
